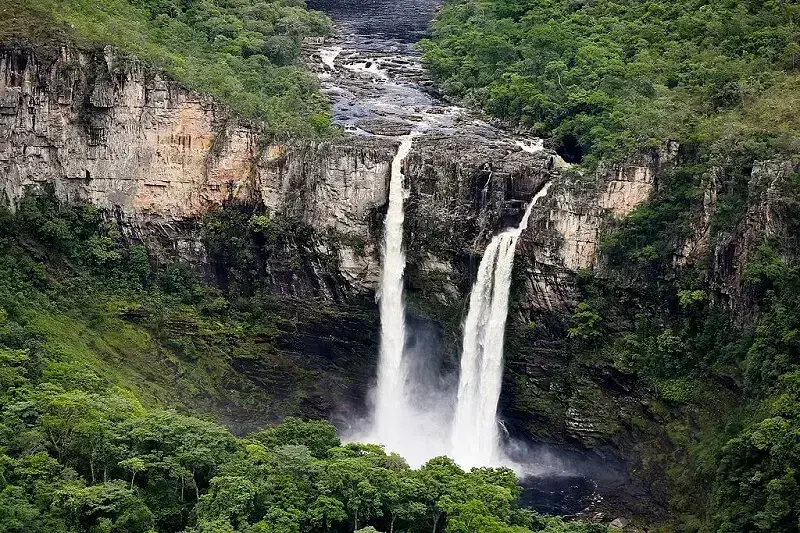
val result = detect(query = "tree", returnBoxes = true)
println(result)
[118,458,147,490]
[418,457,464,533]
[250,418,340,459]
[52,480,154,533]
[308,495,347,532]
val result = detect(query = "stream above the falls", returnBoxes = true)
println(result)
[308,0,441,46]
[306,0,543,149]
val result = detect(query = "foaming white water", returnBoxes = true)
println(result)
[373,134,415,436]
[358,132,452,467]
[516,139,545,153]
[320,46,343,70]
[450,183,552,469]
[344,59,388,79]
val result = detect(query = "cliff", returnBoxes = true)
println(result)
[4,43,794,522]
[0,44,682,438]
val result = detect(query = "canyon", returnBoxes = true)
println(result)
[1,0,793,524]
[0,29,681,512]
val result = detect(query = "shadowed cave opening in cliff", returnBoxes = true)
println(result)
[555,133,584,164]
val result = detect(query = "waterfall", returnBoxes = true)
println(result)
[450,183,551,469]
[370,134,417,456]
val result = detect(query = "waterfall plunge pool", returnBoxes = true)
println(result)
[518,475,598,516]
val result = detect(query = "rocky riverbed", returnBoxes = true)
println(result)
[305,0,545,150]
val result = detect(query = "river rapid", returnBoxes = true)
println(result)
[306,0,543,150]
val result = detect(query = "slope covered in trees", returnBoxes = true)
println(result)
[421,0,800,164]
[420,1,800,531]
[1,0,334,135]
[422,0,800,532]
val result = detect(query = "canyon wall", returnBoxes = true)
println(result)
[8,43,796,517]
[0,45,678,309]
[8,44,789,490]
[0,42,677,442]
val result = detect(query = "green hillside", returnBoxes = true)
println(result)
[1,0,334,136]
[0,191,602,532]
[421,0,800,165]
[421,1,800,531]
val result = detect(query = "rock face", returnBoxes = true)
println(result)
[3,45,678,310]
[0,46,400,286]
[708,159,800,315]
[0,45,559,297]
[0,44,673,422]
[0,44,711,513]
[0,47,255,218]
[518,141,681,309]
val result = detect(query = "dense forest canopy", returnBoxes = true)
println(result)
[2,0,335,135]
[421,0,800,164]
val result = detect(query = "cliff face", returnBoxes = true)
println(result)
[1,47,253,217]
[6,44,790,503]
[0,45,674,425]
[0,45,556,296]
[8,43,798,522]
[519,141,681,311]
[0,46,397,281]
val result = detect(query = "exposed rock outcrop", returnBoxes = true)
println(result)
[512,141,681,313]
[0,46,562,299]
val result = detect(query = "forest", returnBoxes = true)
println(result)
[421,0,800,165]
[421,0,800,530]
[2,0,335,135]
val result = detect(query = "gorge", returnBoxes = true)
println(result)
[2,0,800,531]
[308,0,565,474]
[0,0,672,521]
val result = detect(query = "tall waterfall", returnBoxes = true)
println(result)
[450,183,551,469]
[370,134,417,456]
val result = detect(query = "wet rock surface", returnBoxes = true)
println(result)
[305,0,546,148]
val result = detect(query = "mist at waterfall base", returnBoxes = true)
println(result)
[344,147,562,475]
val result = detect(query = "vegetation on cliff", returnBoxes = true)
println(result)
[1,0,334,136]
[420,0,800,164]
[0,192,606,532]
[591,161,800,531]
[421,1,800,531]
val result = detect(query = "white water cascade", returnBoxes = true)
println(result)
[368,133,449,466]
[450,183,552,469]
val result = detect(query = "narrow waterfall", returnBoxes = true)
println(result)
[451,183,552,469]
[371,134,417,454]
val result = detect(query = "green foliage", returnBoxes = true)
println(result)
[599,165,701,274]
[714,373,800,531]
[0,190,608,533]
[250,417,341,459]
[559,177,800,531]
[1,383,588,533]
[2,0,334,137]
[421,0,800,164]
[567,303,602,341]
[678,290,706,309]
[0,187,383,432]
